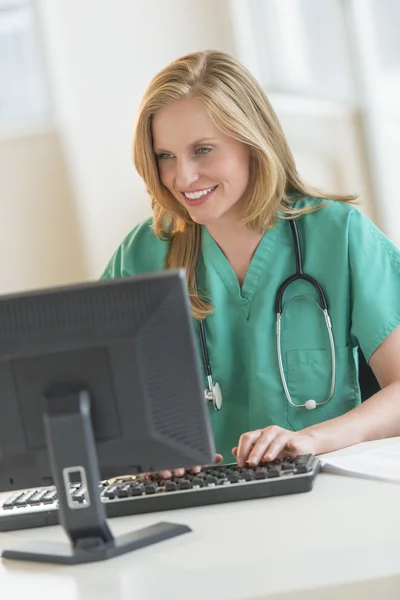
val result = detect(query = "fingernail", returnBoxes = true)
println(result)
[160,471,172,479]
[174,468,185,477]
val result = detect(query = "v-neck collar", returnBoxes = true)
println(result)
[201,222,281,317]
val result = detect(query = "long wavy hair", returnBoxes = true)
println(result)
[133,50,357,319]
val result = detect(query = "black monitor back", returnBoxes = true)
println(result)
[0,270,215,492]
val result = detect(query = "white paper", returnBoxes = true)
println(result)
[320,439,400,483]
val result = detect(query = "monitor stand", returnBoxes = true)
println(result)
[1,387,190,565]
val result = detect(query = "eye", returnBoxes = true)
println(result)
[156,152,174,160]
[195,147,212,156]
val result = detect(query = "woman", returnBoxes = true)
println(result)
[102,50,400,475]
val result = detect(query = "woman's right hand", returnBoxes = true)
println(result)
[159,453,223,479]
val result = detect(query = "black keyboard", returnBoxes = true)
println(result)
[0,455,320,532]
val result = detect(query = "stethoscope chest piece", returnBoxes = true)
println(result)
[205,382,223,411]
[305,399,317,411]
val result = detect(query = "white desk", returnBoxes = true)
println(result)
[1,441,400,600]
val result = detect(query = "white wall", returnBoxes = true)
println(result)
[0,128,87,294]
[3,1,396,296]
[36,0,236,280]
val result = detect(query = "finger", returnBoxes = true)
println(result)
[279,438,310,459]
[247,428,288,466]
[280,440,299,457]
[160,470,172,479]
[286,439,297,452]
[236,430,263,467]
[260,432,294,463]
[190,453,223,473]
[189,465,202,474]
[173,468,185,477]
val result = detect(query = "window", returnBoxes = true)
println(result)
[371,0,400,77]
[238,0,400,243]
[0,0,50,126]
[249,0,355,104]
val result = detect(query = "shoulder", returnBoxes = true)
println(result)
[119,216,162,252]
[295,196,381,244]
[101,216,169,278]
[296,196,357,226]
[300,197,399,256]
[295,197,400,360]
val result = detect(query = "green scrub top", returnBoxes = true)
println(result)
[101,197,400,461]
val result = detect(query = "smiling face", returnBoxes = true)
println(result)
[152,98,252,226]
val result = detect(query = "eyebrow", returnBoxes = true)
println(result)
[153,137,217,154]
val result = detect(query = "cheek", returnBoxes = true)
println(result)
[216,156,250,190]
[157,164,174,190]
[235,153,251,190]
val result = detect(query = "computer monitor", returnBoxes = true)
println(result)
[0,269,215,565]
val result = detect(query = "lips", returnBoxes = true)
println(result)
[181,185,218,207]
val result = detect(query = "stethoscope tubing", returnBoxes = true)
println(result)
[198,219,336,411]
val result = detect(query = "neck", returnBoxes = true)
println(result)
[206,204,263,243]
[206,218,262,249]
[206,216,264,285]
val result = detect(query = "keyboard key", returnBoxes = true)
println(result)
[241,469,255,481]
[41,490,57,504]
[14,491,37,507]
[206,475,218,485]
[295,454,313,473]
[165,481,178,492]
[103,485,117,500]
[281,462,294,471]
[178,479,192,490]
[72,491,86,504]
[255,468,269,480]
[192,477,205,487]
[28,490,49,505]
[116,485,130,498]
[130,485,144,496]
[1,493,23,509]
[268,467,281,478]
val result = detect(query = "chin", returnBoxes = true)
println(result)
[187,211,221,226]
[186,203,228,224]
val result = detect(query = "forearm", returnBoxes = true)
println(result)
[303,381,400,455]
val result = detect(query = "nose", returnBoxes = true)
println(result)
[175,157,200,190]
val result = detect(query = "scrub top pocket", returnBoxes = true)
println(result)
[286,345,359,431]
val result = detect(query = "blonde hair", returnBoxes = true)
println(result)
[133,50,357,319]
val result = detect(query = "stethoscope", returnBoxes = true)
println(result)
[198,219,336,411]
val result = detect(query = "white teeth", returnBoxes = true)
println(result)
[184,186,216,200]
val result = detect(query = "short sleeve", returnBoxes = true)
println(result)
[349,208,400,362]
[99,217,167,281]
[100,245,125,279]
